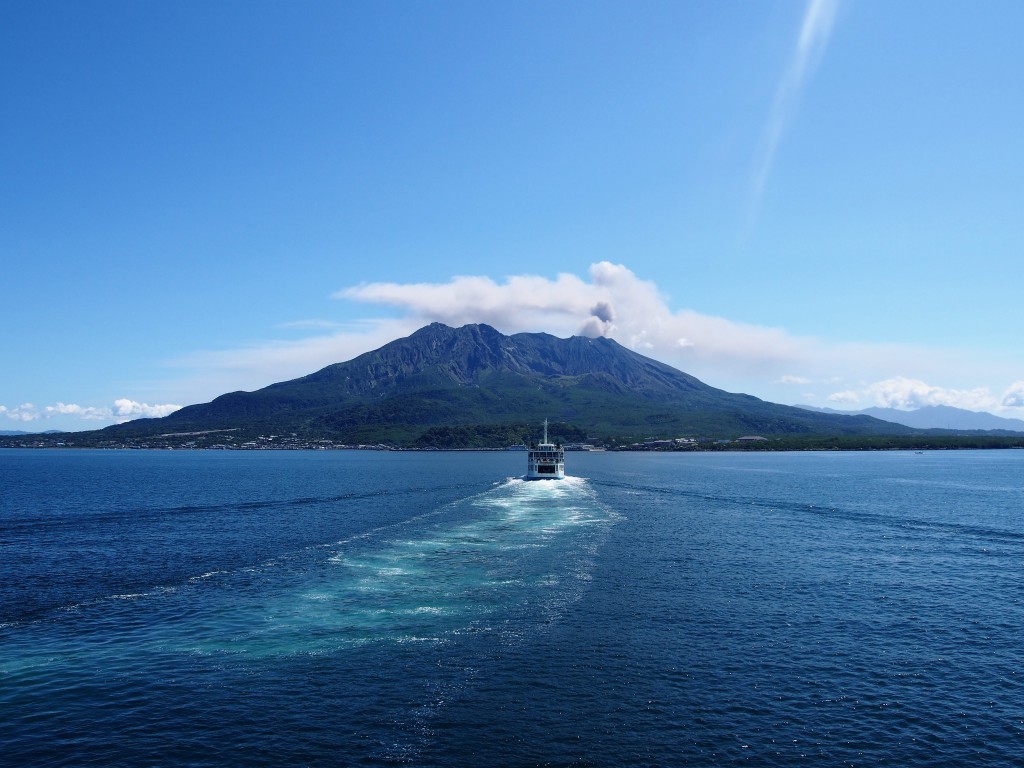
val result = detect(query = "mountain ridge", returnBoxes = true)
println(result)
[796,404,1024,434]
[69,324,920,446]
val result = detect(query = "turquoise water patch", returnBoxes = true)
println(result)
[191,475,617,656]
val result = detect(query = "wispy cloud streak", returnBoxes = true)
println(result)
[751,0,840,210]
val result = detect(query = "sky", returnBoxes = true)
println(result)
[3,0,1024,432]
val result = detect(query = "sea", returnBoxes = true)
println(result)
[1,448,1022,766]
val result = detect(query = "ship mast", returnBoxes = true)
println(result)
[543,418,549,445]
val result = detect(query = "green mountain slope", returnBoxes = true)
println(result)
[98,323,914,445]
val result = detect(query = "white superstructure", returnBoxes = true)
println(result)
[526,419,565,480]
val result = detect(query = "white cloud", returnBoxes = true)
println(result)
[827,390,859,405]
[751,0,840,209]
[0,403,40,422]
[341,262,813,375]
[780,375,812,385]
[337,272,595,334]
[2,400,182,426]
[44,402,112,421]
[827,377,999,411]
[112,400,182,420]
[1001,382,1024,408]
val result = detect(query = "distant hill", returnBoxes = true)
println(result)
[796,404,1024,433]
[72,323,915,447]
[0,429,63,436]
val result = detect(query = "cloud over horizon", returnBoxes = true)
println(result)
[19,262,1021,425]
[1,400,182,426]
[826,377,1024,414]
[828,377,991,410]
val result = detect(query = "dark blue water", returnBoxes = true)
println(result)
[2,449,1022,766]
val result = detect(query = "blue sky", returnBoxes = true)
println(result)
[3,0,1023,432]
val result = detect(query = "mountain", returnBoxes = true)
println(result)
[797,404,1024,433]
[97,323,913,446]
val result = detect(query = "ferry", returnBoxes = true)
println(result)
[526,419,565,480]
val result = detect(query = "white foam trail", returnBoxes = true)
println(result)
[1,475,618,667]
[184,475,617,657]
